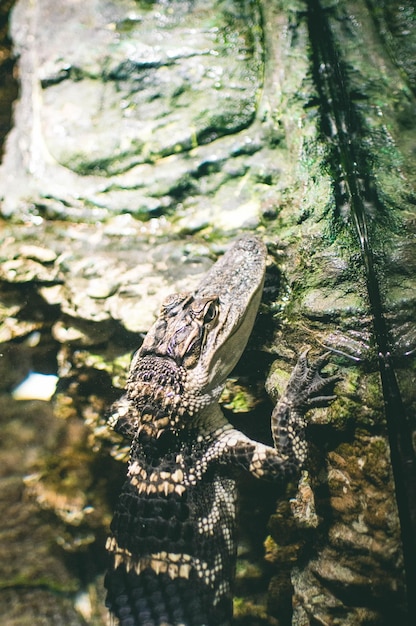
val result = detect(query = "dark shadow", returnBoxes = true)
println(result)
[0,0,18,161]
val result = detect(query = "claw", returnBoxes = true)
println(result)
[310,352,331,372]
[326,374,343,386]
[313,351,331,368]
[287,349,309,394]
[306,394,338,409]
[284,350,340,411]
[295,348,310,373]
[305,351,331,382]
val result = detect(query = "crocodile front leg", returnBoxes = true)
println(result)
[270,349,339,474]
[213,351,339,482]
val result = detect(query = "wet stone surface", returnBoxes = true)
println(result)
[0,0,264,222]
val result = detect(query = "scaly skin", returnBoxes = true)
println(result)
[105,236,339,626]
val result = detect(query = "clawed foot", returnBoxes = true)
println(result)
[285,349,340,413]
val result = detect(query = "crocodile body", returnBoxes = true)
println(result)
[105,236,338,626]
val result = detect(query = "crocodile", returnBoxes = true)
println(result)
[105,235,339,626]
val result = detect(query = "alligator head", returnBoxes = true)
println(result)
[125,236,267,433]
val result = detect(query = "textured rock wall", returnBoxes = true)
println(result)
[0,1,415,624]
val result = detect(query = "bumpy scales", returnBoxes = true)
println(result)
[105,236,339,626]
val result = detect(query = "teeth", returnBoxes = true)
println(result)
[112,551,194,581]
[159,481,174,496]
[179,564,191,579]
[105,537,115,551]
[171,469,184,483]
[152,559,168,574]
[168,563,179,579]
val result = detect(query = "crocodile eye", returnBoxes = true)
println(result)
[204,301,218,324]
